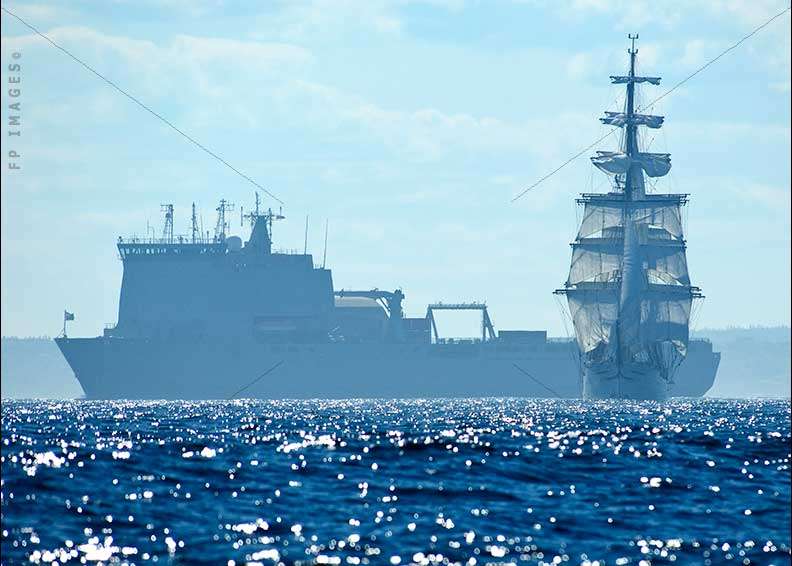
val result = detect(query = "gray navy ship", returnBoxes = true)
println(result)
[55,191,719,400]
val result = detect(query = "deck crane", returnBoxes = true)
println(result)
[334,289,405,342]
[426,302,496,343]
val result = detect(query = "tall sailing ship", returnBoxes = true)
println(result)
[557,36,702,400]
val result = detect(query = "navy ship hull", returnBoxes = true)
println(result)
[55,336,719,400]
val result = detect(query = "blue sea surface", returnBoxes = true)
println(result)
[1,399,790,565]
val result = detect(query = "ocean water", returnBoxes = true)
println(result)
[1,399,790,566]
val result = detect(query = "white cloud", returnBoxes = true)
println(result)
[678,39,726,68]
[771,79,791,93]
[703,0,788,26]
[1,26,314,83]
[563,0,789,28]
[1,25,316,129]
[2,2,70,22]
[251,0,404,41]
[566,52,593,79]
[560,0,683,28]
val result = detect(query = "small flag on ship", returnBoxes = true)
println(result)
[64,310,75,321]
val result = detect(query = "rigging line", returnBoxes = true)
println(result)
[639,5,792,113]
[554,294,581,375]
[511,129,618,202]
[512,363,563,398]
[1,6,284,206]
[512,5,791,203]
[228,360,285,400]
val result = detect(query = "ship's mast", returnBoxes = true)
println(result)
[215,199,235,241]
[161,204,174,244]
[266,207,286,243]
[624,33,638,201]
[618,34,643,386]
[191,203,198,244]
[242,194,284,255]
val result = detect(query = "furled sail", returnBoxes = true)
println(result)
[600,111,665,128]
[590,151,671,178]
[638,153,671,177]
[590,151,631,175]
[610,75,661,85]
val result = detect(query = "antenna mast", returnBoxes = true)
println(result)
[322,219,329,268]
[191,203,198,243]
[624,33,639,201]
[214,199,235,241]
[242,192,268,229]
[160,204,174,244]
[265,207,286,245]
[304,215,309,255]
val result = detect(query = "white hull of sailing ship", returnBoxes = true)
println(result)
[557,36,703,401]
[582,361,668,400]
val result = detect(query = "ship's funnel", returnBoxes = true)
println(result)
[246,216,272,255]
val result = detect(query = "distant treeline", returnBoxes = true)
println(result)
[1,336,83,398]
[693,326,790,343]
[692,327,789,398]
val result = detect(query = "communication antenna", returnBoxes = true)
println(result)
[242,192,271,230]
[322,219,329,268]
[263,207,286,245]
[214,199,235,241]
[304,215,309,255]
[160,204,174,243]
[191,203,198,244]
[629,32,639,53]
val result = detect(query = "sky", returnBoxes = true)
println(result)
[1,0,790,339]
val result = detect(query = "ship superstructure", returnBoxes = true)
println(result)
[111,197,335,344]
[556,36,702,400]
